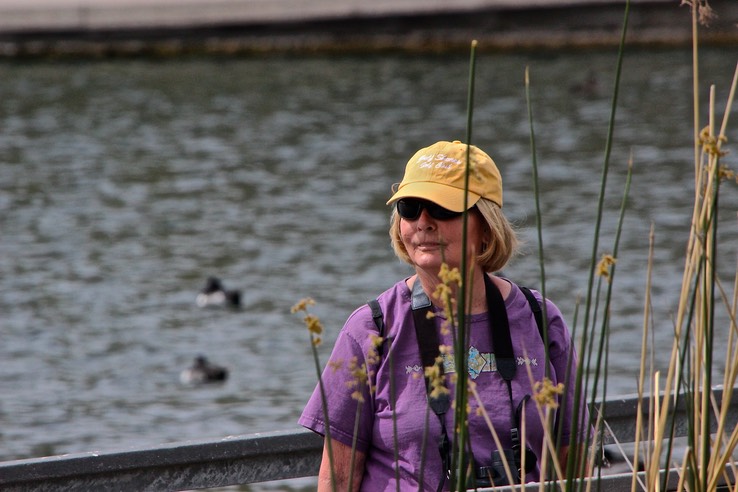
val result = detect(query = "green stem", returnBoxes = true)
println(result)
[583,159,633,483]
[567,1,629,489]
[524,66,550,374]
[701,167,719,491]
[418,402,431,488]
[312,338,336,492]
[389,341,401,491]
[666,259,700,492]
[348,402,362,492]
[453,39,478,491]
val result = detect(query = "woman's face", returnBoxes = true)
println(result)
[399,202,485,275]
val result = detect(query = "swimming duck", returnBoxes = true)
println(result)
[180,355,229,385]
[196,276,241,308]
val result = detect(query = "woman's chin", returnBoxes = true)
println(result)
[412,257,447,272]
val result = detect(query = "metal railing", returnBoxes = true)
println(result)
[2,388,737,491]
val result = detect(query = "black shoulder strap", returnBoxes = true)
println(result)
[409,280,451,492]
[368,299,384,335]
[367,299,386,357]
[368,280,548,489]
[518,285,545,342]
[411,280,442,378]
[369,284,546,367]
[484,274,516,381]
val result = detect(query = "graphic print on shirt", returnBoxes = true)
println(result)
[404,346,536,379]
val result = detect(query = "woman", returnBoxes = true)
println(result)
[299,140,589,491]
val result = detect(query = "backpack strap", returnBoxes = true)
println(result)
[409,280,451,492]
[367,288,451,492]
[366,281,550,489]
[367,298,386,357]
[411,280,443,380]
[518,286,545,342]
[367,299,385,334]
[368,285,547,365]
[484,274,516,382]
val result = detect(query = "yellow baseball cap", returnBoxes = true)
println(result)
[386,140,503,211]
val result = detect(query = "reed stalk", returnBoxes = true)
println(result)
[645,4,738,489]
[524,43,632,486]
[295,2,738,490]
[290,299,336,492]
[583,155,633,487]
[314,340,337,492]
[630,223,655,492]
[470,382,520,489]
[450,39,478,491]
[389,341,401,491]
[524,65,551,374]
[558,0,631,487]
[348,403,361,491]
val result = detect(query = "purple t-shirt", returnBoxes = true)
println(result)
[299,277,588,490]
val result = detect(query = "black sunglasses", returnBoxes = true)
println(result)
[396,199,464,221]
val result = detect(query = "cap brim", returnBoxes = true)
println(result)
[386,182,481,212]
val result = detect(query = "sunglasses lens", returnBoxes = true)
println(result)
[427,203,463,220]
[397,199,463,220]
[397,199,422,220]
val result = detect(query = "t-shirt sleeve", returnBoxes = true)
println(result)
[298,305,379,453]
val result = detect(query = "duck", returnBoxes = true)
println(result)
[180,355,229,385]
[196,276,241,308]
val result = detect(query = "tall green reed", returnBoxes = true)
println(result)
[620,2,738,491]
[450,39,478,491]
[519,0,633,487]
[291,298,336,491]
[294,1,737,490]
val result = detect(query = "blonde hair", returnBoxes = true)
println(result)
[389,198,518,273]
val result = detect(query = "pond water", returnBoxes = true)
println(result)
[0,48,736,477]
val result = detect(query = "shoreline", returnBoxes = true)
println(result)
[0,0,736,58]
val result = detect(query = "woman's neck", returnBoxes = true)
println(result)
[411,267,499,315]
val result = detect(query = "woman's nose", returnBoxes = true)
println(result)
[416,209,437,230]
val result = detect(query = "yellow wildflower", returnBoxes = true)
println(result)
[438,263,462,286]
[424,355,450,400]
[597,254,617,283]
[433,282,452,304]
[424,262,462,333]
[290,297,315,314]
[291,297,323,345]
[346,356,369,403]
[719,165,737,183]
[533,378,565,408]
[366,334,383,366]
[699,126,727,157]
[303,314,323,335]
[370,333,383,348]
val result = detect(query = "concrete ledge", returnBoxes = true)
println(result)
[0,429,323,491]
[1,388,737,490]
[0,0,736,57]
[0,0,674,31]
